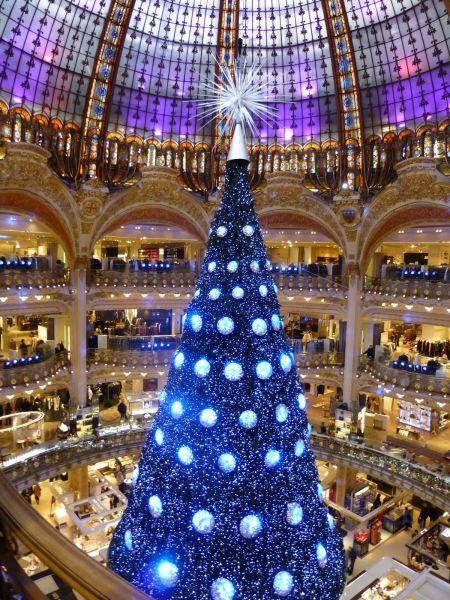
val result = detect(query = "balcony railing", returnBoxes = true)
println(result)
[3,426,449,510]
[0,351,70,389]
[364,276,450,302]
[0,269,70,290]
[361,359,450,394]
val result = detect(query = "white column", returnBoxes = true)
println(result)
[69,262,87,430]
[342,268,362,412]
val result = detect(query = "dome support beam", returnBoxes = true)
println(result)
[322,0,366,191]
[80,0,137,175]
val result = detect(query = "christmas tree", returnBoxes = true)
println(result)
[108,65,345,599]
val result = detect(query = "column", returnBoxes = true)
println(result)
[335,465,358,506]
[68,465,89,499]
[69,260,88,432]
[342,265,363,414]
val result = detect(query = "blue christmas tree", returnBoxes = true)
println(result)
[108,66,345,599]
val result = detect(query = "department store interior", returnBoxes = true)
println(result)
[0,0,450,598]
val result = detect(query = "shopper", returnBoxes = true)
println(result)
[117,398,128,422]
[33,483,42,505]
[372,493,382,510]
[320,422,327,435]
[347,547,358,575]
[418,503,429,529]
[19,338,28,357]
[402,506,412,530]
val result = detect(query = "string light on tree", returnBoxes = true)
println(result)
[109,58,345,600]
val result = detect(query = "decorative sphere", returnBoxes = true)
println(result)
[294,439,305,457]
[266,259,271,270]
[232,286,244,299]
[218,453,236,473]
[148,495,163,518]
[157,561,179,588]
[209,288,221,300]
[194,358,211,378]
[192,510,215,534]
[259,284,268,297]
[208,261,217,273]
[227,260,238,273]
[242,224,255,237]
[239,514,262,539]
[131,465,139,485]
[286,502,303,525]
[317,483,324,499]
[160,390,167,403]
[217,317,234,335]
[250,260,260,273]
[171,401,183,419]
[280,353,292,373]
[224,362,243,381]
[252,318,267,336]
[239,410,258,429]
[256,360,273,380]
[190,314,203,332]
[273,571,294,597]
[275,404,289,423]
[273,283,278,293]
[327,513,335,528]
[217,226,228,237]
[124,529,132,550]
[177,445,193,465]
[306,423,312,437]
[194,290,201,299]
[211,578,236,600]
[297,393,307,410]
[271,314,282,331]
[199,408,218,428]
[154,428,164,446]
[174,351,185,368]
[317,543,328,568]
[264,449,281,468]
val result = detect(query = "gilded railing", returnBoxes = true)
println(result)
[3,427,448,509]
[365,276,450,301]
[0,269,70,290]
[362,359,450,395]
[0,351,71,389]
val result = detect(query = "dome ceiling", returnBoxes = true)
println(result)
[0,0,448,148]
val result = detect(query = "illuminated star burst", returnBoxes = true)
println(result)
[197,60,278,137]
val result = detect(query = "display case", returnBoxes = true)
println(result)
[345,480,376,516]
[382,506,404,533]
[335,408,352,440]
[353,530,370,557]
[398,402,432,431]
[350,568,410,599]
[127,392,160,421]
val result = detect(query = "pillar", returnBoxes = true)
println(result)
[68,465,89,499]
[342,266,362,413]
[303,245,312,264]
[69,261,88,432]
[335,465,358,506]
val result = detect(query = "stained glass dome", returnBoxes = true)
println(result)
[0,0,448,192]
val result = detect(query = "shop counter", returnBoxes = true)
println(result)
[382,507,404,533]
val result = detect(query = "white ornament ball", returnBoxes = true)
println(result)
[294,439,305,457]
[217,317,234,335]
[190,314,203,332]
[280,353,292,373]
[199,408,217,428]
[194,289,201,298]
[157,561,179,588]
[227,260,238,273]
[264,449,281,468]
[194,358,211,378]
[171,400,183,419]
[259,284,268,297]
[239,514,262,539]
[211,578,236,600]
[297,393,307,410]
[218,453,236,473]
[216,226,228,237]
[209,288,221,300]
[252,318,267,336]
[154,428,164,446]
[177,445,193,465]
[174,351,185,368]
[286,502,303,525]
[275,404,289,423]
[250,260,260,273]
[271,314,282,331]
[124,529,132,550]
[273,571,294,597]
[208,261,217,273]
[224,362,243,381]
[242,224,255,237]
[232,286,244,299]
[148,495,163,518]
[192,510,215,534]
[256,360,273,380]
[239,410,258,429]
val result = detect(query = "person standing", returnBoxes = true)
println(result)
[117,398,128,422]
[347,547,358,575]
[402,506,412,530]
[33,483,42,505]
[19,338,28,357]
[418,503,429,529]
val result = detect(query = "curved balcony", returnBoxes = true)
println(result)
[87,268,346,299]
[0,269,70,291]
[3,427,449,510]
[364,276,450,303]
[0,351,71,391]
[361,359,450,395]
